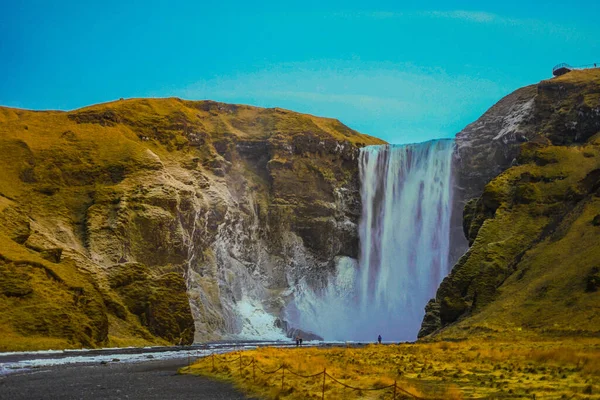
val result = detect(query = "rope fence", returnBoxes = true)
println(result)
[182,348,560,400]
[186,351,427,400]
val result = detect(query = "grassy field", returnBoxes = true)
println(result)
[183,339,600,399]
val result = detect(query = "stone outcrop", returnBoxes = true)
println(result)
[0,99,383,350]
[454,85,538,201]
[419,69,600,338]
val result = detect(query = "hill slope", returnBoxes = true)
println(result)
[420,69,600,338]
[0,98,384,350]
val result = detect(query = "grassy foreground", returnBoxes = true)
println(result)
[182,339,600,399]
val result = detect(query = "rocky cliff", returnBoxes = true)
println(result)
[420,69,600,338]
[0,98,384,350]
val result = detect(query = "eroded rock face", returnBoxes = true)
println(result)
[454,85,538,201]
[0,99,384,349]
[455,70,600,202]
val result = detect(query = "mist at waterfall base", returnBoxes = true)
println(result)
[286,140,456,342]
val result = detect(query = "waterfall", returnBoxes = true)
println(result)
[286,139,456,341]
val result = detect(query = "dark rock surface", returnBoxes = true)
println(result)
[417,299,441,338]
[454,85,537,201]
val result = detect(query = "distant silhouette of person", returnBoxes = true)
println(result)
[378,335,382,344]
[299,337,303,345]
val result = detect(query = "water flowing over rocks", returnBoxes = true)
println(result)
[286,140,461,341]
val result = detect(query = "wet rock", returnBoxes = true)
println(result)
[286,327,323,342]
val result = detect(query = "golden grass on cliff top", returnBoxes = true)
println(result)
[183,339,600,399]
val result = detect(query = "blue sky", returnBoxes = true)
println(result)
[1,1,599,144]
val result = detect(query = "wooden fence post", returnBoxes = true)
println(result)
[212,353,215,370]
[239,355,242,377]
[393,380,397,400]
[281,366,285,390]
[322,368,326,400]
[252,358,255,382]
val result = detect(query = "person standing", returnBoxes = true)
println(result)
[378,335,382,344]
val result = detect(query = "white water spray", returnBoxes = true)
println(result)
[287,140,456,341]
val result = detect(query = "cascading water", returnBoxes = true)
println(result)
[286,139,456,341]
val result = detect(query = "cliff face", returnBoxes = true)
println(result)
[0,98,384,350]
[420,69,600,338]
[454,85,537,201]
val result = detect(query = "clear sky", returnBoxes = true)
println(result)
[1,1,598,144]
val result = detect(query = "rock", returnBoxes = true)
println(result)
[275,318,324,341]
[585,267,600,292]
[285,327,324,342]
[0,263,33,297]
[1,207,31,244]
[454,85,537,200]
[592,214,600,226]
[108,264,195,345]
[68,109,120,126]
[40,248,62,263]
[0,98,385,350]
[417,299,441,338]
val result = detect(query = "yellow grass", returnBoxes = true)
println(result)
[183,339,600,399]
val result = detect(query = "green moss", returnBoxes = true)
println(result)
[109,263,194,344]
[433,137,600,338]
[0,262,33,297]
[586,267,600,292]
[535,69,600,145]
[0,251,109,349]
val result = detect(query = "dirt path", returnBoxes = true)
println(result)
[0,358,257,400]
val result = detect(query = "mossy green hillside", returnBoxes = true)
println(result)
[439,141,599,333]
[0,233,113,351]
[421,69,600,338]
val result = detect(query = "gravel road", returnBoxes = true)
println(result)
[0,358,257,400]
